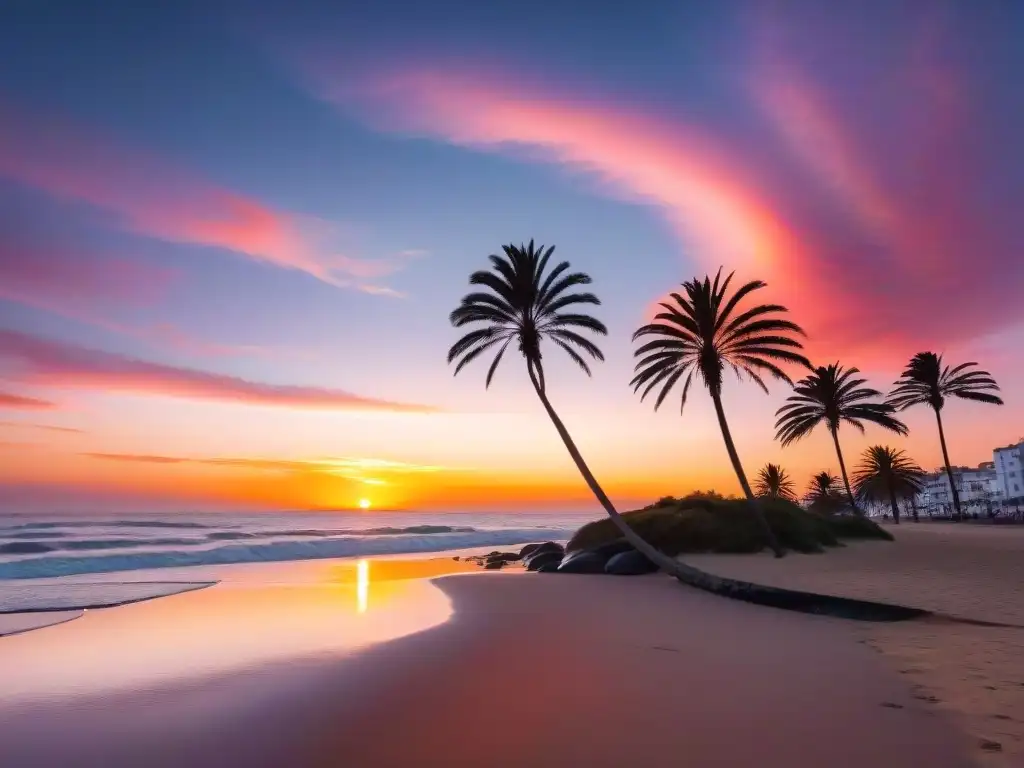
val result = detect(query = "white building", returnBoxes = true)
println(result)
[994,440,1024,506]
[918,463,998,517]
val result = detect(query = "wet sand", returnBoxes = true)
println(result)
[687,523,1024,767]
[0,555,969,767]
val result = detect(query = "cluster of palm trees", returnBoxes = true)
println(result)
[448,241,1004,568]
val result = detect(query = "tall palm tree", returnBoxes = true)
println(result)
[754,463,797,501]
[631,269,810,557]
[448,240,681,574]
[775,363,908,514]
[805,471,844,514]
[852,446,925,524]
[887,352,1003,520]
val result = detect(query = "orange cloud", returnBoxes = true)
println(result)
[0,391,55,410]
[0,329,437,412]
[0,101,405,294]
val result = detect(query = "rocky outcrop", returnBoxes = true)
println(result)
[556,550,609,574]
[605,550,658,575]
[525,550,563,572]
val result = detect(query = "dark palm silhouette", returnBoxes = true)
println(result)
[852,446,925,524]
[631,269,810,556]
[448,240,680,574]
[754,463,797,502]
[805,471,844,514]
[775,363,907,514]
[887,352,1003,519]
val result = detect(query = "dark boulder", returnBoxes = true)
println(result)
[589,538,636,559]
[556,550,609,574]
[536,560,561,573]
[605,549,659,575]
[483,559,505,570]
[525,550,563,572]
[523,542,564,567]
[518,543,544,559]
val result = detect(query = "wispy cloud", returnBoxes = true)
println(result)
[0,101,410,295]
[297,42,1023,361]
[0,391,55,410]
[83,452,449,482]
[0,328,437,412]
[0,421,83,434]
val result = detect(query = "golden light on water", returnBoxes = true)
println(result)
[356,559,369,613]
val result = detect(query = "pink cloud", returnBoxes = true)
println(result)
[0,391,55,410]
[0,102,406,294]
[0,329,436,412]
[304,56,1021,365]
[0,421,83,434]
[0,237,175,315]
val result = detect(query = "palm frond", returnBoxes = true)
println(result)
[888,351,1004,412]
[754,463,797,501]
[852,446,925,504]
[447,241,607,388]
[631,268,809,413]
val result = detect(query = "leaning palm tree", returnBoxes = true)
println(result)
[887,352,1003,520]
[754,463,797,501]
[448,240,680,574]
[631,269,810,556]
[852,445,925,524]
[805,471,845,514]
[775,363,908,514]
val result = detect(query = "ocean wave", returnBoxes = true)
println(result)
[0,519,215,532]
[0,528,572,580]
[0,581,216,613]
[0,542,54,555]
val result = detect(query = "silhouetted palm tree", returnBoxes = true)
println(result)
[852,446,925,524]
[631,269,809,556]
[754,463,797,501]
[775,363,907,514]
[805,471,845,514]
[887,352,1003,519]
[448,240,680,574]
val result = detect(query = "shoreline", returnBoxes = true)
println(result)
[0,553,972,767]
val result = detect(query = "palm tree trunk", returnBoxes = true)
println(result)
[525,363,683,575]
[710,391,785,557]
[934,408,963,520]
[888,489,901,524]
[830,427,860,515]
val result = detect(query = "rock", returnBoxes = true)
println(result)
[452,556,460,561]
[605,550,659,575]
[522,542,564,567]
[536,560,561,573]
[556,550,609,574]
[590,538,637,559]
[484,559,505,570]
[518,543,543,559]
[525,550,563,572]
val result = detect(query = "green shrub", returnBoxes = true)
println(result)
[566,497,891,555]
[824,514,894,541]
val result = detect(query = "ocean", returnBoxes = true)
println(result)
[0,511,596,613]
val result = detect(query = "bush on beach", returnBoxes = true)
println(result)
[566,495,892,556]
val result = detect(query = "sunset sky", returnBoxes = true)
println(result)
[1,0,1022,513]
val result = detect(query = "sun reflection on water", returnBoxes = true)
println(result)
[356,559,369,613]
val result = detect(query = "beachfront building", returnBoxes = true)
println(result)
[994,440,1024,507]
[918,463,998,518]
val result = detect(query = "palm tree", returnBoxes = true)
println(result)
[754,463,797,501]
[775,363,908,514]
[448,240,681,575]
[887,352,1003,520]
[805,471,845,514]
[852,446,925,524]
[631,269,809,556]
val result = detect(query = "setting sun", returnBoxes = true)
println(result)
[358,498,372,510]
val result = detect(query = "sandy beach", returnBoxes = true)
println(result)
[688,523,1024,767]
[0,547,974,768]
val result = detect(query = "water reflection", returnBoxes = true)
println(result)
[0,555,477,704]
[356,559,369,613]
